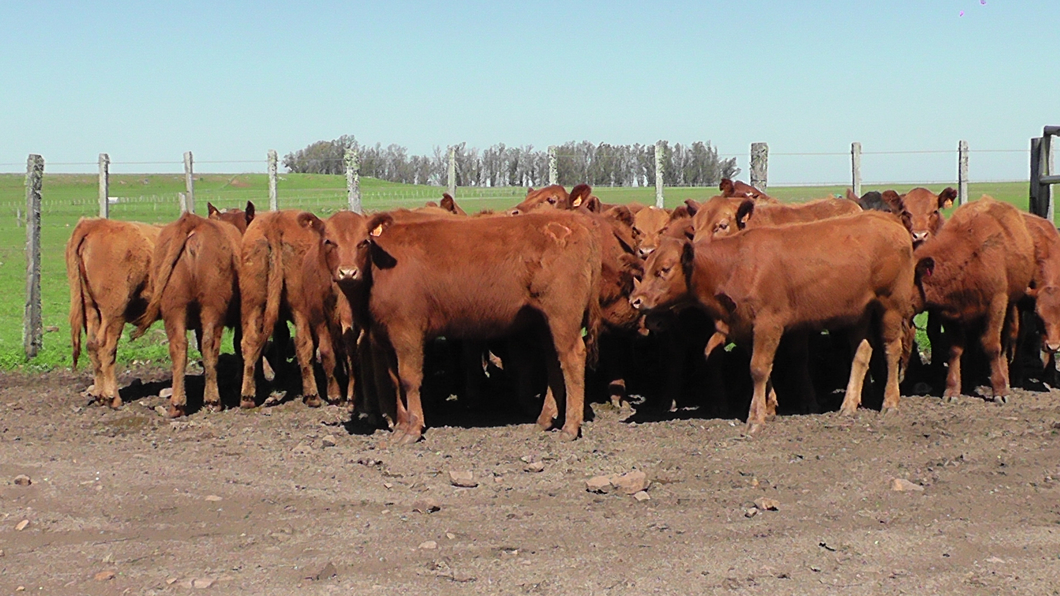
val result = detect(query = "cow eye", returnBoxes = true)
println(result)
[547,197,556,204]
[717,222,728,230]
[357,240,369,249]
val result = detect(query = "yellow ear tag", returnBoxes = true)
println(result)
[572,197,582,207]
[371,224,385,237]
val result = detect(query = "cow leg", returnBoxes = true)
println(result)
[200,318,224,412]
[880,308,905,413]
[943,323,965,402]
[786,332,819,415]
[983,297,1011,402]
[391,339,426,445]
[289,312,322,407]
[83,309,104,400]
[747,323,782,433]
[164,314,189,418]
[314,321,340,405]
[238,301,267,409]
[548,319,587,442]
[840,339,872,416]
[98,316,126,409]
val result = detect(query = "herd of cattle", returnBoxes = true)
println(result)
[64,178,1060,443]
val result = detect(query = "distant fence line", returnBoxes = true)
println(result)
[11,132,1056,360]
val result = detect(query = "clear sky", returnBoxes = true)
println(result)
[1,0,1056,184]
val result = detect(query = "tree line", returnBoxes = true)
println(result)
[283,137,740,188]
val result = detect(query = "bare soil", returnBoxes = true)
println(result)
[2,365,1060,595]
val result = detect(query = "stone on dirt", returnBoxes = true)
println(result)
[754,497,780,511]
[419,540,438,550]
[610,470,650,495]
[159,388,173,399]
[204,495,222,502]
[93,570,116,582]
[13,474,31,486]
[525,461,545,473]
[449,471,478,488]
[306,561,337,581]
[633,490,651,502]
[586,476,612,494]
[891,478,924,492]
[15,519,29,531]
[321,435,338,448]
[745,507,759,518]
[412,498,441,514]
[154,406,168,417]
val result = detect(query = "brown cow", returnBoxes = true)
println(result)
[360,211,603,444]
[1021,212,1060,360]
[719,178,774,202]
[66,219,161,408]
[510,185,571,214]
[913,197,1036,401]
[632,206,674,258]
[880,187,956,245]
[207,201,256,233]
[131,212,244,417]
[630,212,914,431]
[691,195,861,243]
[238,210,341,409]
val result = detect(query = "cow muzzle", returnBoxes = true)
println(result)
[911,231,929,244]
[337,267,360,281]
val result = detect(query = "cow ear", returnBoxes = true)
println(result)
[900,211,913,232]
[670,205,690,220]
[297,212,325,234]
[845,188,858,201]
[208,202,219,217]
[881,190,904,213]
[582,196,602,213]
[440,193,457,213]
[735,200,755,229]
[526,187,534,195]
[367,213,395,239]
[569,184,592,208]
[244,201,256,223]
[424,201,438,207]
[719,178,734,196]
[684,199,700,217]
[915,257,935,283]
[938,187,956,209]
[605,205,634,229]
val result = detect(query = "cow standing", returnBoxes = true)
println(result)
[360,211,603,444]
[914,198,1036,401]
[132,206,251,417]
[631,212,914,431]
[66,219,161,408]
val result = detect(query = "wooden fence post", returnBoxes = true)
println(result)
[345,147,361,213]
[183,151,195,214]
[548,145,557,186]
[958,140,969,206]
[178,192,188,214]
[1031,137,1043,216]
[98,153,110,218]
[268,149,278,211]
[850,142,861,197]
[750,143,768,193]
[1044,134,1055,223]
[654,141,665,208]
[447,146,457,198]
[24,154,43,359]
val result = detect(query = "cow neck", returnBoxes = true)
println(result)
[689,238,741,321]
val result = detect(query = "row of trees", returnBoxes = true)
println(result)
[283,137,740,188]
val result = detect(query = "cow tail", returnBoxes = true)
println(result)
[584,234,604,369]
[261,225,284,336]
[131,214,196,339]
[66,219,91,369]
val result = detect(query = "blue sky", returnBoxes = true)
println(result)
[1,0,1056,184]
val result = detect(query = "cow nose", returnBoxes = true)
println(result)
[1047,342,1060,353]
[638,246,654,258]
[509,209,522,216]
[630,296,644,310]
[337,267,359,280]
[912,231,928,243]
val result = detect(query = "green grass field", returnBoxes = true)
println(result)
[0,173,1033,370]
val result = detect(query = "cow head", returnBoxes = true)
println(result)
[632,206,672,258]
[1030,285,1060,354]
[629,236,694,312]
[887,187,955,245]
[440,193,467,216]
[323,210,370,285]
[720,178,771,201]
[363,212,399,269]
[691,196,749,243]
[207,201,256,234]
[509,184,572,215]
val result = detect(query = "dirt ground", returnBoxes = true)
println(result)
[2,364,1060,595]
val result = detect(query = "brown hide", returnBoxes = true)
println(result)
[321,211,370,405]
[632,206,673,258]
[132,213,243,416]
[65,219,161,407]
[691,196,861,243]
[631,212,914,429]
[1021,212,1060,353]
[238,210,342,408]
[719,178,775,202]
[363,211,603,443]
[510,184,571,214]
[913,197,1035,399]
[207,201,256,234]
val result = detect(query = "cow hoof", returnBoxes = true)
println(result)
[745,421,765,435]
[992,394,1010,405]
[108,396,123,409]
[881,405,899,417]
[167,405,186,418]
[304,395,323,408]
[558,428,580,442]
[240,397,256,409]
[205,402,222,413]
[396,430,422,445]
[535,414,556,431]
[942,393,959,404]
[839,406,857,417]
